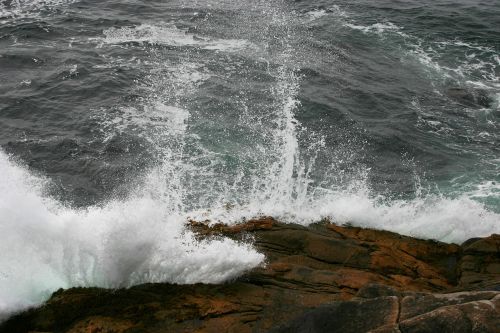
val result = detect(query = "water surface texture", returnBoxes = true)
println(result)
[1,0,499,317]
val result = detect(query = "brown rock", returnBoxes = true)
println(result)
[458,234,500,290]
[67,316,134,333]
[270,296,400,333]
[399,291,499,320]
[400,305,472,333]
[368,324,402,333]
[463,235,500,253]
[399,296,500,333]
[1,219,498,333]
[272,290,499,333]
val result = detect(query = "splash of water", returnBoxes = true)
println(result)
[1,0,499,321]
[0,150,264,317]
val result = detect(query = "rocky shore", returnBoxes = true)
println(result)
[1,218,499,333]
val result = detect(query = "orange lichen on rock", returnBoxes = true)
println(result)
[2,220,499,333]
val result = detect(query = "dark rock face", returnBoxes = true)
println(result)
[398,293,500,333]
[1,218,499,333]
[272,289,500,333]
[446,87,493,108]
[270,296,400,333]
[459,235,500,290]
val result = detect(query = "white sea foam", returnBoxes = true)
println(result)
[0,0,76,21]
[1,143,499,318]
[345,22,406,36]
[187,177,500,245]
[98,103,190,140]
[405,42,500,113]
[303,5,349,21]
[342,17,500,97]
[469,180,500,200]
[98,24,255,52]
[0,151,264,318]
[436,40,496,54]
[2,0,499,323]
[306,9,328,20]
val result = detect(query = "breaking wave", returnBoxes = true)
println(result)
[1,0,499,322]
[0,150,264,317]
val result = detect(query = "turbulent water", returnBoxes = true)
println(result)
[0,0,499,318]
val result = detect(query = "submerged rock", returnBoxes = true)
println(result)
[1,218,498,332]
[446,87,493,108]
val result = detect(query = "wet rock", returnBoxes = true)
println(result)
[356,283,401,298]
[399,290,499,320]
[272,289,500,333]
[1,218,498,333]
[446,87,493,108]
[459,234,500,290]
[68,316,134,333]
[270,296,400,333]
[399,294,500,333]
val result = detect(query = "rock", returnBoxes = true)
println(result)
[459,234,500,290]
[446,87,493,108]
[270,296,400,333]
[1,218,498,333]
[356,283,401,298]
[398,294,500,333]
[68,316,134,333]
[272,290,499,333]
[399,291,499,320]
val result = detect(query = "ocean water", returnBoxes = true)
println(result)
[0,0,499,318]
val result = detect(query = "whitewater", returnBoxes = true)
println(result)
[1,0,499,320]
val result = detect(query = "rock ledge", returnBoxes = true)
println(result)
[1,218,499,333]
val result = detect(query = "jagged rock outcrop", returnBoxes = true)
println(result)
[1,218,498,333]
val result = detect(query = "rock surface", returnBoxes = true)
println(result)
[272,288,500,333]
[1,218,499,333]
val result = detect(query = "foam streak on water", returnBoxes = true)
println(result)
[1,0,499,322]
[98,24,256,52]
